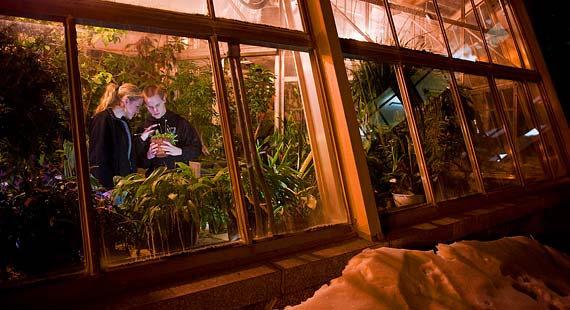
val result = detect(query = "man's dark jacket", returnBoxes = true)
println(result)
[136,110,202,174]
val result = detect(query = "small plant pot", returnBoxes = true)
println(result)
[151,137,168,158]
[392,193,425,207]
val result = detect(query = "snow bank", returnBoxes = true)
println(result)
[287,236,570,310]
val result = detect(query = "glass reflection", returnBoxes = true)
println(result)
[527,83,566,178]
[388,0,447,56]
[213,0,303,31]
[454,72,519,189]
[495,79,548,182]
[502,0,532,69]
[347,59,425,209]
[476,0,522,67]
[0,16,84,283]
[76,25,235,266]
[104,0,208,14]
[403,66,479,201]
[438,0,489,62]
[220,43,333,236]
[331,0,396,46]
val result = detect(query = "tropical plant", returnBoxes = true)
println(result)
[0,21,70,166]
[0,20,85,282]
[195,167,234,235]
[350,60,424,206]
[109,164,201,256]
[0,156,83,283]
[255,117,319,232]
[167,61,221,159]
[244,63,276,136]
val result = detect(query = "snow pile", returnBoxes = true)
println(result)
[288,236,570,310]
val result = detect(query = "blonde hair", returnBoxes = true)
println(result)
[143,85,167,101]
[95,82,143,114]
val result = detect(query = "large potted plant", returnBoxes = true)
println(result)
[108,163,201,257]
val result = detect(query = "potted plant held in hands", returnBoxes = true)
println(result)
[151,130,178,158]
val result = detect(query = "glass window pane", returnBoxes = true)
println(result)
[220,43,345,235]
[77,26,236,266]
[502,0,532,69]
[528,83,566,178]
[476,0,522,67]
[454,72,519,189]
[0,16,84,283]
[438,0,488,62]
[388,0,448,56]
[403,66,480,201]
[331,0,396,46]
[347,59,426,209]
[495,79,548,182]
[104,0,208,14]
[213,0,303,31]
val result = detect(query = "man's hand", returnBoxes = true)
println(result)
[160,141,182,156]
[147,142,158,159]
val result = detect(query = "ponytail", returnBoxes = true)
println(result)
[95,83,119,114]
[95,82,143,114]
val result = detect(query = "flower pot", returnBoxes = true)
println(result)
[392,193,425,207]
[151,137,168,158]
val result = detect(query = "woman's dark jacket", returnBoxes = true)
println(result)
[89,108,137,189]
[136,110,202,174]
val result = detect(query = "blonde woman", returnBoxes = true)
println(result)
[89,82,144,189]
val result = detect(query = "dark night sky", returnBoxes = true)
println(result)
[524,1,570,120]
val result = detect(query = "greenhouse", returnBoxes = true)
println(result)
[0,0,568,308]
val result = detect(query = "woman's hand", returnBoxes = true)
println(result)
[140,124,158,141]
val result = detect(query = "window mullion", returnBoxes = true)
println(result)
[498,0,525,69]
[469,0,493,65]
[488,76,525,186]
[521,82,554,179]
[64,16,100,275]
[432,0,453,58]
[448,70,486,194]
[209,36,252,245]
[383,0,402,49]
[227,43,276,238]
[394,64,435,204]
[535,82,570,176]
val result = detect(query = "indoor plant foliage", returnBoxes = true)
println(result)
[101,162,238,257]
[256,117,320,232]
[0,21,70,166]
[0,156,84,283]
[107,164,202,257]
[349,60,424,207]
[0,21,82,282]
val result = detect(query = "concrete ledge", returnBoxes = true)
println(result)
[92,238,375,309]
[385,194,559,249]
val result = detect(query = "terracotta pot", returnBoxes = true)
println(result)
[151,137,168,158]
